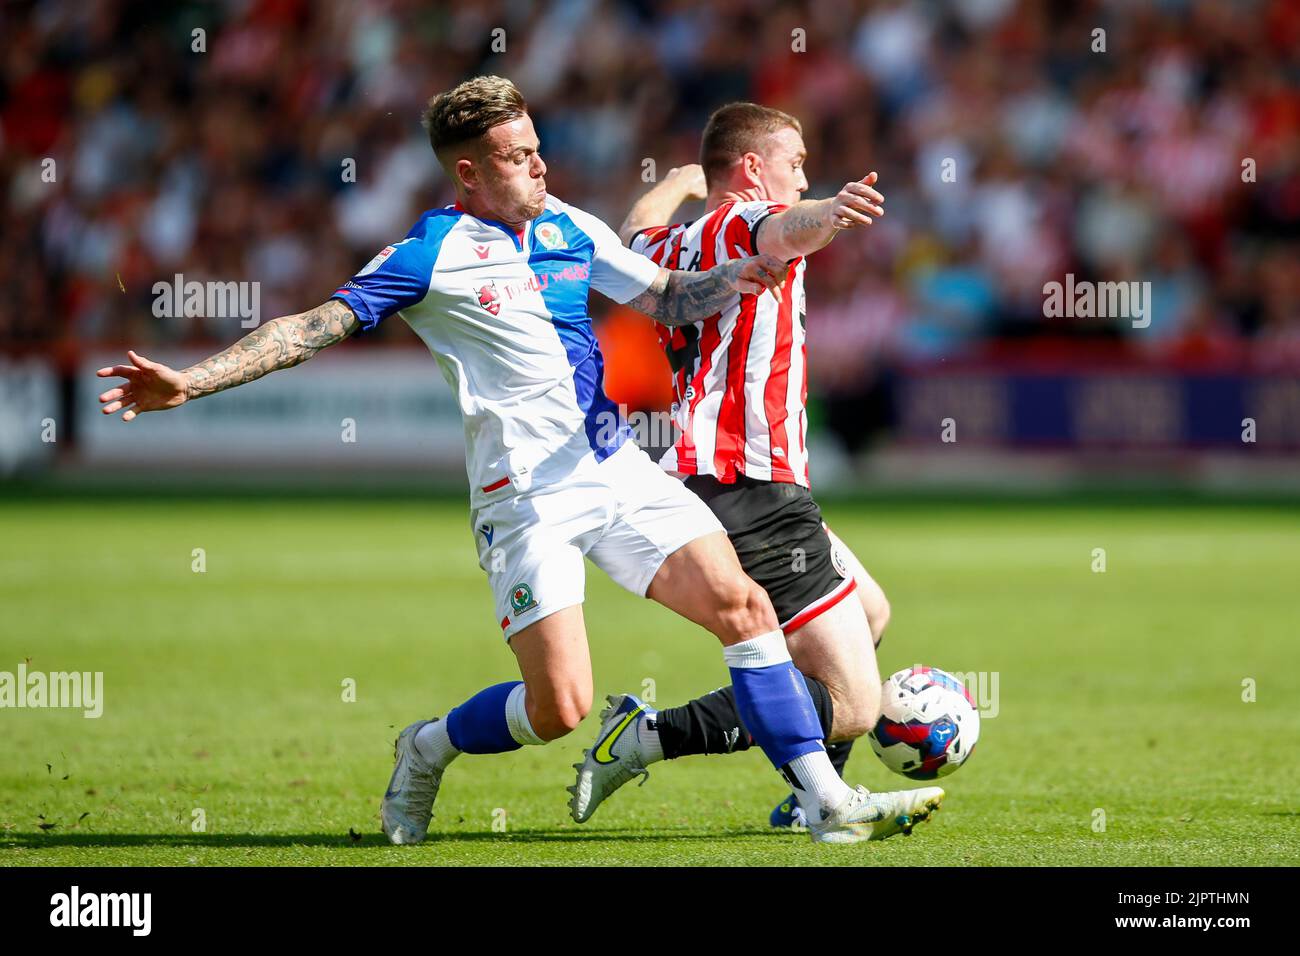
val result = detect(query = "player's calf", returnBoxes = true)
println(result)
[511,605,593,741]
[786,593,882,741]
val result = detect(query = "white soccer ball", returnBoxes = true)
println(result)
[868,666,981,780]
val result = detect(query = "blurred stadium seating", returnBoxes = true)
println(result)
[2,0,1297,486]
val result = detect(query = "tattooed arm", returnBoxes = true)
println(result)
[626,255,788,328]
[97,299,360,421]
[755,172,885,261]
[183,299,360,398]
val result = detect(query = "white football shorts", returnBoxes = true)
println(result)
[469,441,724,640]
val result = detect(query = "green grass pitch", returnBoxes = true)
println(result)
[2,494,1297,866]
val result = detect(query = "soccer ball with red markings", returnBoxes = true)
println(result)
[868,666,980,780]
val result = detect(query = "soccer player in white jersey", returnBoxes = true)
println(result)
[97,77,939,844]
[569,103,937,835]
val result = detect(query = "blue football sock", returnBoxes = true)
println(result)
[445,681,524,754]
[723,630,825,769]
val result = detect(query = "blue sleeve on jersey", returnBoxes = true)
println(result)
[330,236,434,331]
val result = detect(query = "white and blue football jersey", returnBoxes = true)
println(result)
[331,195,662,505]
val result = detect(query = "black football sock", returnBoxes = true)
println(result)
[650,675,835,760]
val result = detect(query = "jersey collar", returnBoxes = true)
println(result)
[453,201,529,252]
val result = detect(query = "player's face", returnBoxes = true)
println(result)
[759,127,809,207]
[475,114,548,225]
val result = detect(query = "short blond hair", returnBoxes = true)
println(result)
[422,75,528,167]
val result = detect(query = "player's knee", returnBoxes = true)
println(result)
[714,578,779,644]
[530,689,591,741]
[834,714,871,741]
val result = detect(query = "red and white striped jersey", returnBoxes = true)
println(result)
[630,200,810,486]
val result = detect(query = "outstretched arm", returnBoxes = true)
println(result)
[618,164,708,246]
[755,172,885,261]
[626,255,787,328]
[98,298,360,421]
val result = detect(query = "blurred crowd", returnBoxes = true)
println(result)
[2,0,1298,393]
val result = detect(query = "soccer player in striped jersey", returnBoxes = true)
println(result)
[98,78,936,845]
[569,103,929,836]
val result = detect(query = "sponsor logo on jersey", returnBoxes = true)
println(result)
[535,222,567,250]
[479,523,494,546]
[473,243,490,260]
[477,281,501,316]
[501,263,590,301]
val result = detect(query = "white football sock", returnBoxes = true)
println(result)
[787,750,853,824]
[638,710,665,764]
[414,719,460,770]
[504,683,546,747]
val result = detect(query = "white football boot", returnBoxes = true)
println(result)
[381,718,445,844]
[568,693,655,823]
[807,785,945,844]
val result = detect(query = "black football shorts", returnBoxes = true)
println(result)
[683,474,855,630]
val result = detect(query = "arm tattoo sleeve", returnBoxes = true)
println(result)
[183,298,361,399]
[626,263,743,328]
